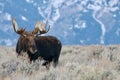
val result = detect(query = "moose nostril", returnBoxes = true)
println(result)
[29,47,37,54]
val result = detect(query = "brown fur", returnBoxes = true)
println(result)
[12,18,62,69]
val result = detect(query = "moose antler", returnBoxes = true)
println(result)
[33,20,50,35]
[12,18,25,34]
[12,18,18,33]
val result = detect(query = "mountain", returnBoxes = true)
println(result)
[0,0,120,46]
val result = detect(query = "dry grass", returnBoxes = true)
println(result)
[0,45,120,80]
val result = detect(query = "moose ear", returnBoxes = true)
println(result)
[16,28,25,34]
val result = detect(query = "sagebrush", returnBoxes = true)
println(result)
[0,45,120,80]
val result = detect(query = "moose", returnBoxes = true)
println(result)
[12,18,62,69]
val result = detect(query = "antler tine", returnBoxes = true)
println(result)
[39,20,50,34]
[32,21,42,35]
[40,24,50,34]
[44,20,48,29]
[12,17,25,35]
[34,20,50,35]
[32,27,39,34]
[12,18,18,33]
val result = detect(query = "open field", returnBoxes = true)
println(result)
[0,45,120,80]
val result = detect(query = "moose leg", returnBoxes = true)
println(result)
[46,63,50,70]
[53,59,58,68]
[53,55,59,68]
[42,61,50,70]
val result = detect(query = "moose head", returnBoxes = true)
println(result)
[12,18,50,55]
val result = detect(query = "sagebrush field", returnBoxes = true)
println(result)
[0,45,120,80]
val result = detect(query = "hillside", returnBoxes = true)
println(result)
[0,45,120,80]
[0,0,120,45]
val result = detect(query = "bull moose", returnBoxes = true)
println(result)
[12,18,62,69]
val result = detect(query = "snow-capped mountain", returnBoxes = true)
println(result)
[0,0,120,46]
